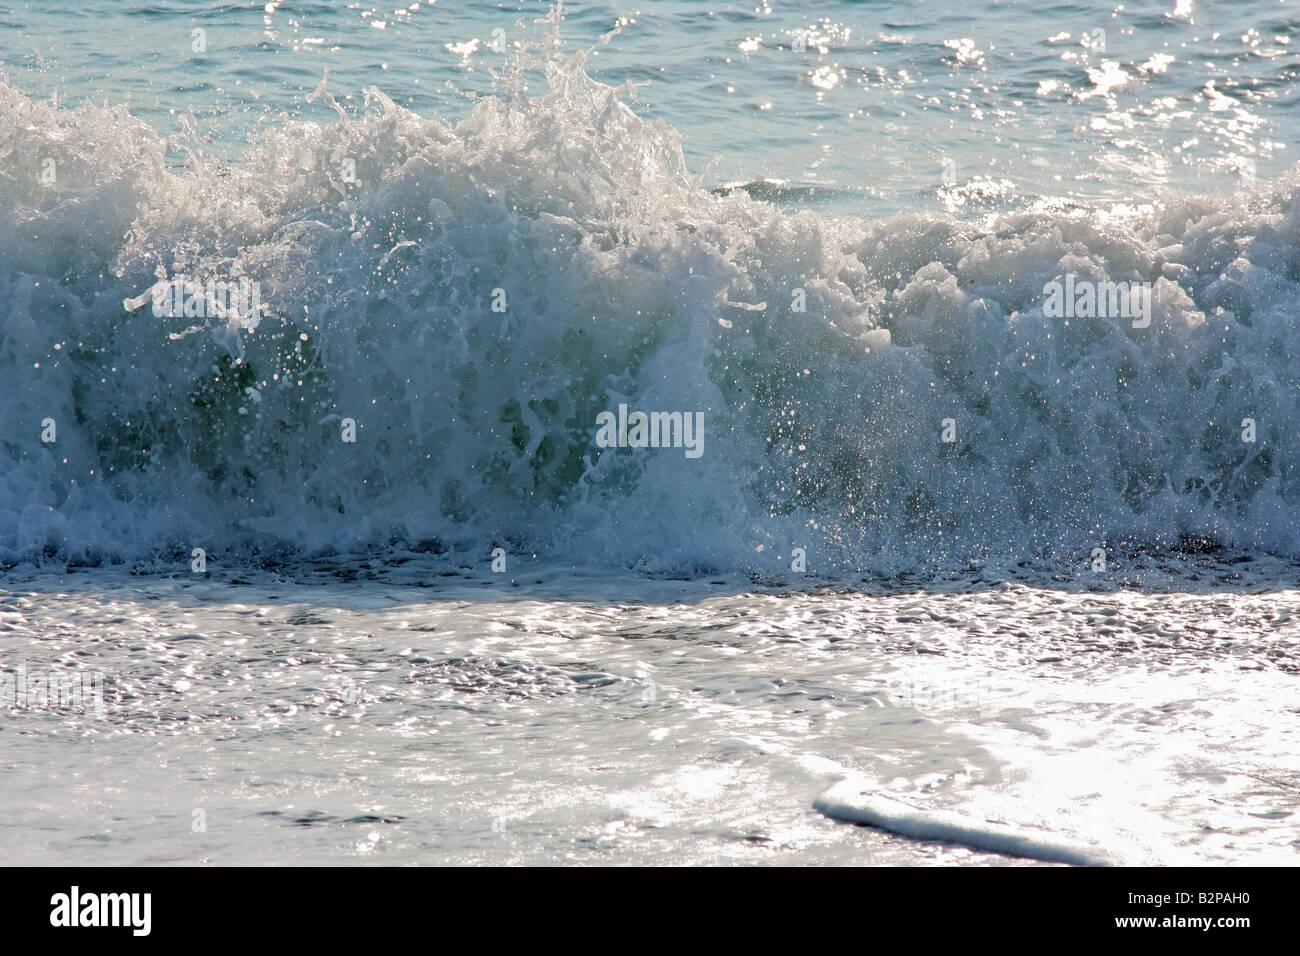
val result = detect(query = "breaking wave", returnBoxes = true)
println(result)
[2,43,1298,572]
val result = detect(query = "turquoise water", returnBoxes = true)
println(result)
[4,0,1297,216]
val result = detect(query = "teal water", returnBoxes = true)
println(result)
[4,0,1297,216]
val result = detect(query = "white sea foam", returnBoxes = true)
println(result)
[814,778,1119,866]
[2,43,1298,571]
[3,557,1297,865]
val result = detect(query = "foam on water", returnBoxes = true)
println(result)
[2,38,1299,572]
[813,779,1118,866]
[5,554,1296,865]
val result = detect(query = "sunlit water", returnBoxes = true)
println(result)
[3,0,1297,216]
[2,2,1299,865]
[3,553,1298,865]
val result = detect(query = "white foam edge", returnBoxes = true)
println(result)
[813,778,1120,866]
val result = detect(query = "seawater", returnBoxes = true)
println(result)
[1,1,1298,866]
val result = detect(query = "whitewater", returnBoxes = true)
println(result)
[3,51,1299,568]
[1,2,1298,865]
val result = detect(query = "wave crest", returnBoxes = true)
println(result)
[2,47,1298,570]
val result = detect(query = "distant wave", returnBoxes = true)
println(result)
[2,41,1298,570]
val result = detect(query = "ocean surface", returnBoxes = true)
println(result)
[1,0,1298,865]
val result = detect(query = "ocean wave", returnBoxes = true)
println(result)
[2,45,1298,571]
